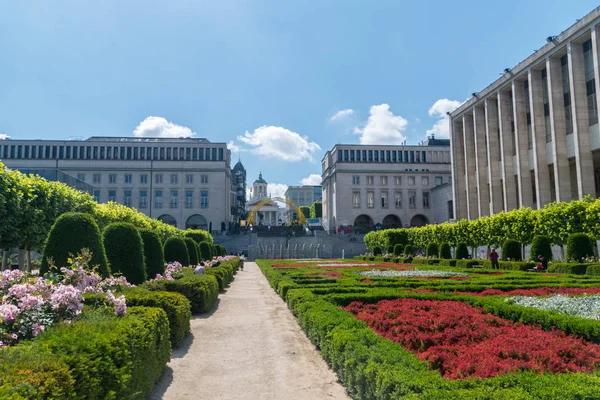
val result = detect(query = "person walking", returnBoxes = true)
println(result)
[489,248,500,269]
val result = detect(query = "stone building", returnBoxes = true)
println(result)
[245,173,285,226]
[231,159,247,225]
[284,185,322,222]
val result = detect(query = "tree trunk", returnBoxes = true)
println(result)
[26,249,31,272]
[1,249,6,270]
[18,249,26,270]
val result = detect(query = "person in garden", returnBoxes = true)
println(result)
[240,253,245,270]
[536,255,548,270]
[489,248,499,269]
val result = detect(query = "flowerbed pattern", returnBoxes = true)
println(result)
[344,298,600,379]
[506,294,600,320]
[360,269,469,278]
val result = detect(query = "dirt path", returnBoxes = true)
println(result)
[149,262,350,400]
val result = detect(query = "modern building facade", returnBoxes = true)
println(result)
[284,185,322,222]
[231,160,247,225]
[450,7,600,220]
[0,136,232,231]
[245,173,285,226]
[321,139,453,233]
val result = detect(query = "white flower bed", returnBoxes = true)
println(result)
[505,294,600,320]
[317,263,372,267]
[360,270,470,278]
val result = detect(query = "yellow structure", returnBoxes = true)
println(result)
[248,197,307,225]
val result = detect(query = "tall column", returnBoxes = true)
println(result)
[528,69,552,208]
[498,90,518,211]
[485,98,503,214]
[473,106,490,217]
[547,57,572,202]
[512,80,534,208]
[463,114,478,219]
[450,117,467,219]
[568,41,596,198]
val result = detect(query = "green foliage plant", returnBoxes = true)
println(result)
[455,243,469,259]
[440,243,452,259]
[530,235,553,261]
[199,241,213,261]
[163,237,190,266]
[426,243,439,258]
[139,228,165,279]
[393,243,403,256]
[103,222,146,284]
[502,239,522,261]
[309,201,322,218]
[403,244,414,256]
[373,246,382,256]
[184,237,200,265]
[566,233,595,262]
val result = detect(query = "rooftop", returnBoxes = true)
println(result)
[86,136,212,143]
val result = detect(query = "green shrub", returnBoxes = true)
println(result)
[199,241,213,261]
[184,237,200,266]
[41,212,109,277]
[586,263,600,276]
[139,228,165,279]
[530,235,553,261]
[164,237,190,266]
[386,245,394,254]
[393,243,403,256]
[218,244,227,257]
[426,243,439,258]
[440,243,452,259]
[103,222,146,284]
[455,259,480,268]
[144,273,219,314]
[566,233,594,262]
[502,239,522,261]
[439,259,457,267]
[184,229,213,244]
[547,263,591,275]
[372,246,382,256]
[481,260,535,271]
[403,244,413,256]
[455,243,469,259]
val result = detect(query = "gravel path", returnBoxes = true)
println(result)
[149,262,350,400]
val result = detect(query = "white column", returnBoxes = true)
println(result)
[463,114,478,219]
[451,117,467,219]
[498,90,517,211]
[473,106,490,217]
[485,98,502,214]
[512,80,534,208]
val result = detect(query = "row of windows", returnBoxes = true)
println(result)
[337,149,450,164]
[352,190,430,209]
[0,144,225,162]
[93,189,210,209]
[352,175,445,187]
[77,172,210,185]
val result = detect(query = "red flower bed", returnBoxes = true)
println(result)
[459,287,600,297]
[271,263,414,269]
[361,279,374,284]
[317,271,343,278]
[344,298,600,379]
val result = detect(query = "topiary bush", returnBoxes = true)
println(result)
[502,239,522,261]
[184,229,213,245]
[373,246,382,256]
[393,244,403,256]
[164,237,190,266]
[103,223,146,284]
[387,245,394,255]
[41,212,109,277]
[217,244,226,257]
[184,238,200,266]
[566,233,595,262]
[530,235,553,262]
[139,229,165,279]
[199,241,213,261]
[455,243,469,260]
[426,243,439,258]
[440,243,452,259]
[403,245,413,256]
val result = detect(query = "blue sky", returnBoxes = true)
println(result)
[1,0,599,197]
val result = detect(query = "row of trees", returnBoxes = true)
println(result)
[364,197,600,251]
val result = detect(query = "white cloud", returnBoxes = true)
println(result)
[426,99,463,138]
[0,133,10,140]
[267,183,288,199]
[300,174,321,186]
[329,109,354,122]
[227,140,241,152]
[353,104,408,145]
[237,125,321,162]
[133,116,195,138]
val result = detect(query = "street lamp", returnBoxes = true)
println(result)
[249,224,253,245]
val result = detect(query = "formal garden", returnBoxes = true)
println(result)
[0,162,240,399]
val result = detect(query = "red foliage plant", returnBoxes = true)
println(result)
[344,298,600,379]
[317,271,343,278]
[459,287,600,297]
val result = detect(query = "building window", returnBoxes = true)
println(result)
[93,174,101,184]
[380,176,388,185]
[394,176,401,185]
[124,174,132,184]
[77,173,85,182]
[353,192,360,208]
[408,176,415,186]
[124,190,132,207]
[367,191,374,208]
[435,176,443,186]
[374,151,379,162]
[93,190,100,203]
[423,191,430,208]
[408,190,416,208]
[170,190,178,208]
[109,174,117,184]
[155,190,163,209]
[561,55,574,135]
[185,191,193,208]
[139,190,148,209]
[352,175,360,185]
[186,174,193,184]
[140,174,148,184]
[448,200,454,219]
[108,190,116,202]
[170,174,178,184]
[421,177,429,186]
[201,191,209,208]
[201,175,208,184]
[381,191,388,208]
[584,39,599,126]
[395,191,402,208]
[367,176,374,185]
[155,174,163,184]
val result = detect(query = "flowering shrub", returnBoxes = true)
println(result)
[506,294,600,320]
[345,298,600,379]
[360,270,470,278]
[150,261,184,281]
[457,287,600,297]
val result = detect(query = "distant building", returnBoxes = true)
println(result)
[231,160,247,225]
[245,172,285,226]
[0,136,232,231]
[321,138,453,233]
[284,185,322,221]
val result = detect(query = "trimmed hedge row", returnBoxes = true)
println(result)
[0,306,170,399]
[144,273,219,314]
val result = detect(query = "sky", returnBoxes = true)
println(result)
[1,0,599,198]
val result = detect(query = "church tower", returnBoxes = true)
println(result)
[252,172,268,200]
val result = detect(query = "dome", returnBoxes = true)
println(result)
[254,172,267,184]
[233,160,245,170]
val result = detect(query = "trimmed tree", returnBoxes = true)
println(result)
[393,244,403,256]
[103,223,146,284]
[440,243,452,259]
[184,229,213,245]
[373,246,382,256]
[426,243,439,258]
[456,243,469,260]
[164,237,190,267]
[387,245,394,255]
[41,212,109,277]
[566,233,594,262]
[199,241,213,261]
[139,229,165,279]
[184,237,200,266]
[403,244,414,256]
[530,235,553,261]
[502,239,522,261]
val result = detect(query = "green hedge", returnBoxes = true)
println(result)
[139,228,165,279]
[566,233,594,262]
[455,243,469,259]
[503,239,522,261]
[184,237,200,266]
[144,273,219,314]
[439,243,452,259]
[0,307,170,400]
[164,237,190,267]
[103,222,147,284]
[547,262,596,275]
[481,260,536,271]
